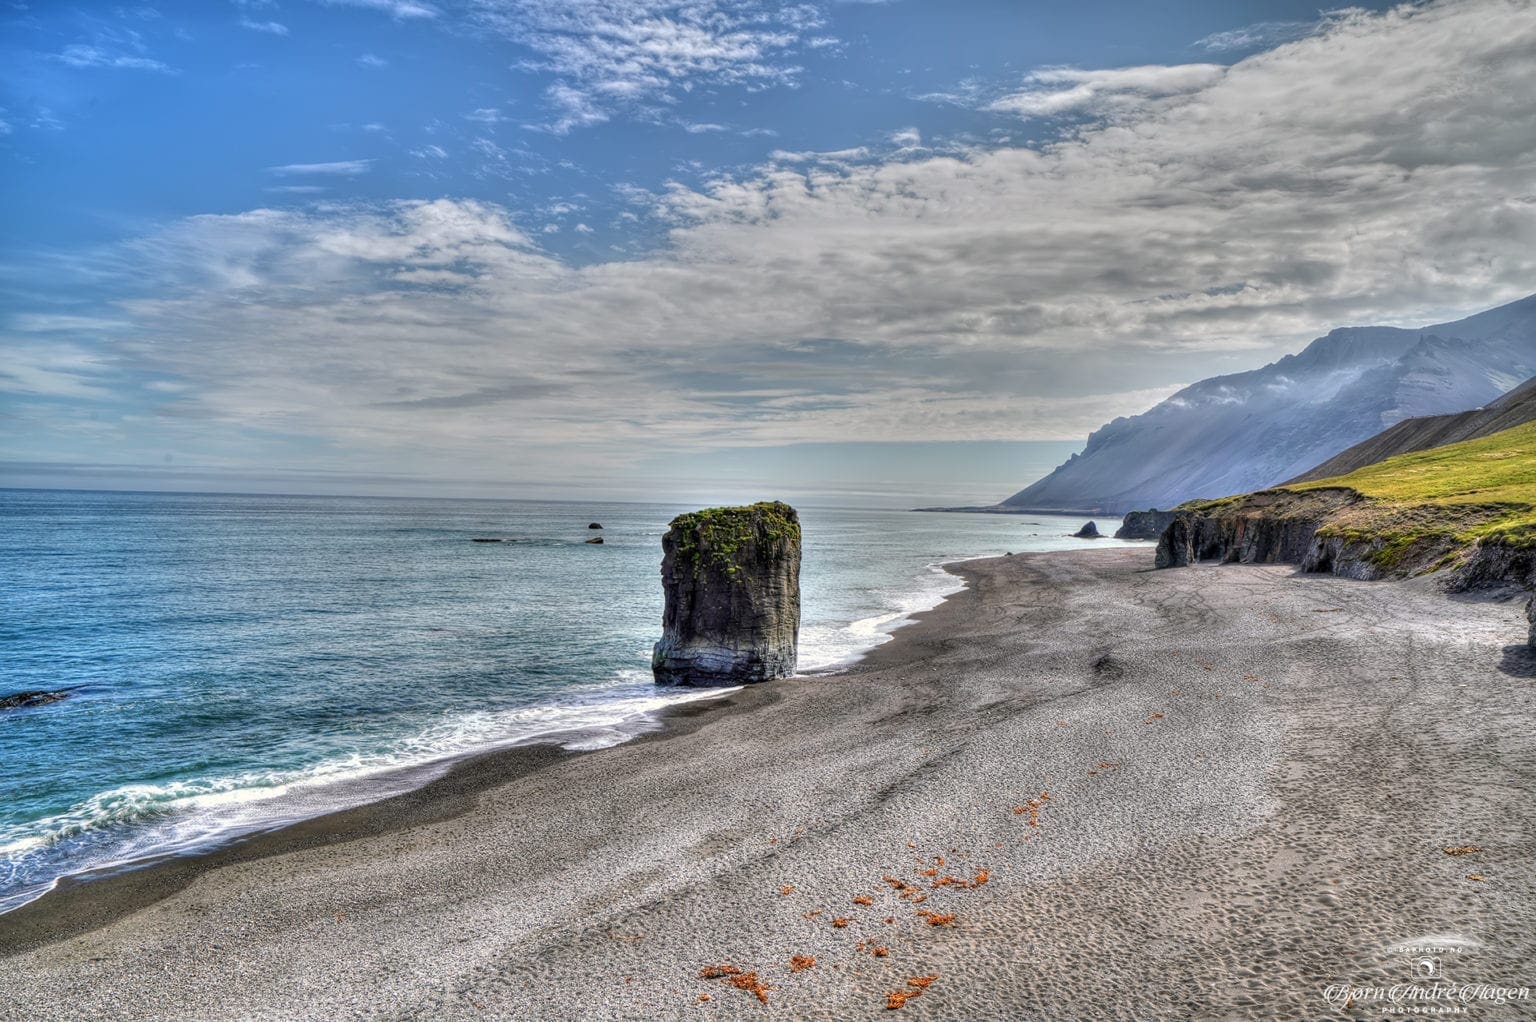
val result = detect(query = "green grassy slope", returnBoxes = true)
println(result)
[1289,419,1536,547]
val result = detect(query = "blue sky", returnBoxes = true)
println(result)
[2,0,1534,504]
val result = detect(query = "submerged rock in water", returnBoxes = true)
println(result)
[585,536,604,544]
[588,522,603,529]
[1073,521,1101,539]
[0,689,70,711]
[652,501,801,687]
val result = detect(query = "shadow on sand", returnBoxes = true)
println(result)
[1498,643,1536,678]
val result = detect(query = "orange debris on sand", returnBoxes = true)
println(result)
[789,955,816,973]
[698,993,711,1003]
[699,965,743,980]
[1443,845,1483,856]
[831,917,852,928]
[918,867,938,877]
[1467,873,1486,881]
[1145,712,1164,723]
[802,909,824,919]
[885,975,939,1010]
[726,972,771,1004]
[916,910,955,926]
[854,895,874,906]
[871,946,890,957]
[780,885,795,896]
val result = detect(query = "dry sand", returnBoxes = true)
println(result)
[2,549,1534,1020]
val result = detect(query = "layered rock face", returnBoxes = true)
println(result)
[652,502,801,687]
[1529,598,1536,648]
[1151,490,1536,592]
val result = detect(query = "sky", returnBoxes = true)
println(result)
[2,0,1534,506]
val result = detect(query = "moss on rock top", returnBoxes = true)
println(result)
[667,501,801,570]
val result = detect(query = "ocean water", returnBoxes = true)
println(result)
[0,490,1144,913]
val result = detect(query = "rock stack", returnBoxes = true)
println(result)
[652,502,801,687]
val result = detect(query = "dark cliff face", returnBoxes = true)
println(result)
[1152,490,1536,592]
[652,502,802,687]
[1116,509,1178,540]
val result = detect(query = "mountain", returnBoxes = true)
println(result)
[1002,293,1536,514]
[1286,374,1536,483]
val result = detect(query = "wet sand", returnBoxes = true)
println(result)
[2,549,1534,1020]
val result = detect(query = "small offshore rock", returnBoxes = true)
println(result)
[653,502,801,687]
[1072,521,1101,539]
[588,523,603,529]
[585,536,604,544]
[0,689,70,711]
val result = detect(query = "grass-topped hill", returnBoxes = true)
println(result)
[1171,420,1536,584]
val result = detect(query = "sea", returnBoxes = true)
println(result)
[0,489,1144,914]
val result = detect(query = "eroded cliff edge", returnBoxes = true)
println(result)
[1154,419,1536,593]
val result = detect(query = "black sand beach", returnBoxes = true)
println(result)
[2,548,1533,1020]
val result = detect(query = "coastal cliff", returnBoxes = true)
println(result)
[1154,420,1536,591]
[652,502,802,687]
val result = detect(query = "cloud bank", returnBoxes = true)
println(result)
[9,0,1536,491]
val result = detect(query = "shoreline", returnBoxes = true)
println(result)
[0,551,990,953]
[4,548,1531,1020]
[0,548,1001,938]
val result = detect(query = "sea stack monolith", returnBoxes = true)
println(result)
[652,501,801,687]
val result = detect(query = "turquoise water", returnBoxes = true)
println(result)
[0,490,1142,912]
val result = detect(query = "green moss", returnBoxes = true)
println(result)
[668,501,800,571]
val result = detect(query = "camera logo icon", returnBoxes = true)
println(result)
[1410,956,1443,980]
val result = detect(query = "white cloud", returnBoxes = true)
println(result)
[16,0,1536,484]
[411,144,448,158]
[238,18,289,35]
[1195,20,1316,52]
[463,107,504,123]
[356,53,388,68]
[315,0,438,18]
[889,126,920,147]
[989,64,1226,118]
[473,0,827,133]
[56,44,175,73]
[267,159,373,175]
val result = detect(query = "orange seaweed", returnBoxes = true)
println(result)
[789,955,816,973]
